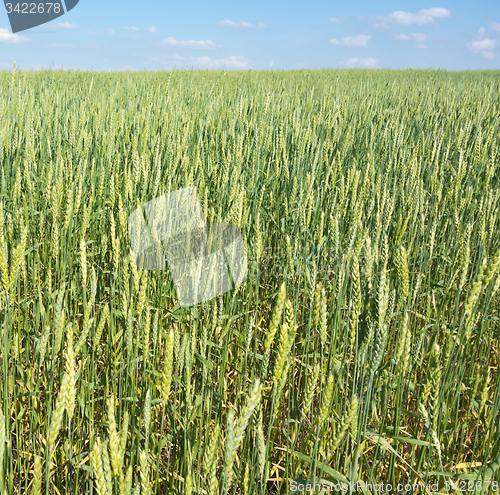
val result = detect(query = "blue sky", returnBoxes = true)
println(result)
[0,0,499,70]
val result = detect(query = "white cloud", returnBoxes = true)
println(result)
[152,54,251,69]
[189,55,251,69]
[121,26,139,31]
[0,62,66,69]
[467,36,497,58]
[416,43,428,49]
[107,28,115,34]
[468,38,496,52]
[418,7,451,18]
[387,12,432,25]
[330,34,371,47]
[54,21,77,29]
[394,32,426,42]
[87,31,96,35]
[412,33,427,42]
[376,7,451,27]
[148,26,160,33]
[217,20,266,30]
[331,16,349,23]
[492,22,500,32]
[344,57,379,68]
[155,37,222,49]
[0,29,30,43]
[467,26,498,58]
[268,60,275,67]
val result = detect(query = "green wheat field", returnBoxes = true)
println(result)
[0,67,499,494]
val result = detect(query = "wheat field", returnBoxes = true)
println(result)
[0,67,499,494]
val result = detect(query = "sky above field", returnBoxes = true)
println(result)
[0,0,499,70]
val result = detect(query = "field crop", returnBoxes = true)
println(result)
[0,67,499,494]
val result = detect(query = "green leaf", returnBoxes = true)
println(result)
[278,447,349,483]
[390,435,431,447]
